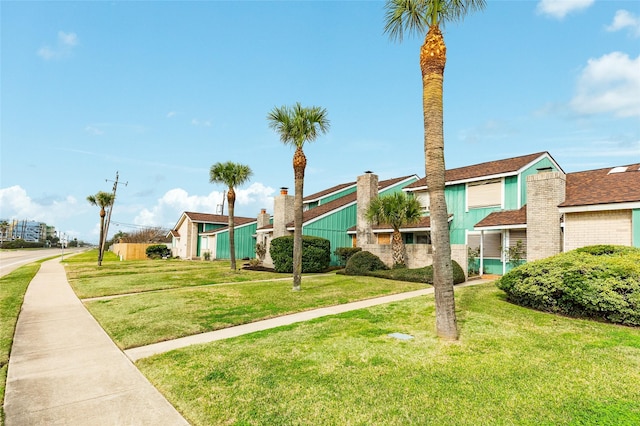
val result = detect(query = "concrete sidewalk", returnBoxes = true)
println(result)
[4,259,189,426]
[124,279,488,362]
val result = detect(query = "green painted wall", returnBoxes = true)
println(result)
[444,185,503,245]
[633,209,640,247]
[304,204,357,265]
[215,223,258,260]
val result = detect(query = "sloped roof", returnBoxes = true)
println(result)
[201,216,257,235]
[406,152,557,189]
[559,164,640,208]
[183,211,230,224]
[475,206,527,229]
[288,175,417,227]
[303,181,356,202]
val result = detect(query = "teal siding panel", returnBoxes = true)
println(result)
[445,183,504,244]
[504,176,519,210]
[304,204,357,265]
[633,209,640,248]
[215,224,258,259]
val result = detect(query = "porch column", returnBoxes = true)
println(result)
[480,230,484,277]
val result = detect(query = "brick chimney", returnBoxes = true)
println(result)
[356,171,378,245]
[257,208,270,229]
[273,187,294,238]
[526,171,566,261]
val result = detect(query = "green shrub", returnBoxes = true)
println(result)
[269,235,331,273]
[145,244,171,259]
[496,245,640,326]
[344,251,388,275]
[369,261,466,285]
[334,247,362,266]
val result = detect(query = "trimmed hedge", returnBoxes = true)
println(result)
[496,245,640,326]
[344,251,388,275]
[334,247,362,266]
[370,261,466,285]
[145,244,171,259]
[269,235,331,273]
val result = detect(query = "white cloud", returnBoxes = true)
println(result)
[571,52,640,118]
[191,118,212,127]
[0,185,79,225]
[166,111,178,118]
[606,10,640,37]
[133,183,275,228]
[85,126,104,136]
[536,0,594,19]
[37,31,79,60]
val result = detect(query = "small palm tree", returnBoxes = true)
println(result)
[384,0,486,340]
[209,161,253,270]
[366,192,422,268]
[267,103,330,291]
[87,191,115,266]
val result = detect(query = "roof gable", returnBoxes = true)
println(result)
[406,152,558,190]
[303,181,356,203]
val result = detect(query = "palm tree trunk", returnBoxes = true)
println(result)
[228,188,236,270]
[392,229,405,267]
[292,147,306,291]
[98,208,106,266]
[421,24,458,340]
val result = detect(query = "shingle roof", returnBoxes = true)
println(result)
[475,206,527,228]
[559,164,640,207]
[303,181,356,202]
[201,216,257,234]
[406,152,554,189]
[183,212,230,223]
[288,175,417,227]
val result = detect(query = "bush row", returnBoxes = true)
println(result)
[496,245,640,326]
[270,235,331,273]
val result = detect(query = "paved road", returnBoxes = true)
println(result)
[0,248,82,277]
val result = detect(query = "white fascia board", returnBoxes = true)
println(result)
[202,220,257,236]
[301,199,358,227]
[474,224,527,231]
[380,175,420,193]
[404,185,428,193]
[447,171,518,187]
[559,201,640,213]
[518,152,564,175]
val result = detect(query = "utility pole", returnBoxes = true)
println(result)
[102,172,127,258]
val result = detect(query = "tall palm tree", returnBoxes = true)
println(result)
[87,191,115,266]
[209,161,253,270]
[365,192,422,268]
[267,103,330,291]
[384,0,486,340]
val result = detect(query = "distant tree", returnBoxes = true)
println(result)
[209,161,253,270]
[267,102,330,291]
[87,191,115,266]
[1,220,10,246]
[365,192,422,268]
[384,0,486,340]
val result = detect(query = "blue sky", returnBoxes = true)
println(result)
[1,0,639,243]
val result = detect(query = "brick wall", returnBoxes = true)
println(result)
[564,210,632,250]
[526,172,566,261]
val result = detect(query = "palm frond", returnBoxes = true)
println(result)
[209,161,253,189]
[267,102,330,149]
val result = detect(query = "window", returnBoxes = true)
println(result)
[468,232,501,258]
[467,179,502,209]
[415,191,430,212]
[377,233,391,245]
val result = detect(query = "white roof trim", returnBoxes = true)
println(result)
[559,201,640,213]
[304,183,357,204]
[201,220,257,236]
[474,224,527,231]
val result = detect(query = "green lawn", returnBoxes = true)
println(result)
[137,283,640,425]
[84,273,425,349]
[66,251,294,298]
